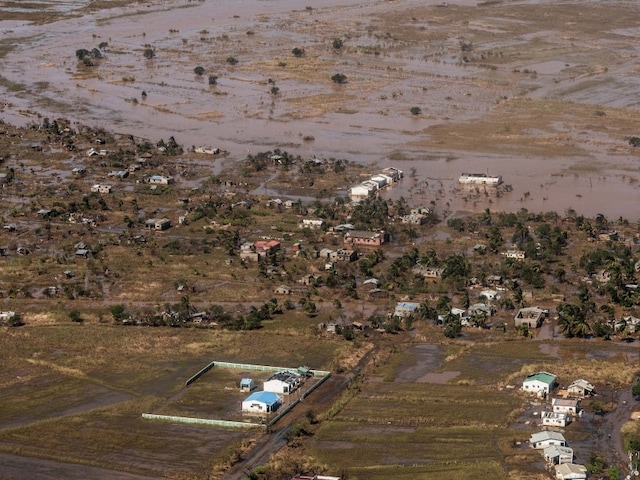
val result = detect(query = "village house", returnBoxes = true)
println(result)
[393,302,420,319]
[554,463,587,480]
[344,230,386,248]
[86,147,108,157]
[529,431,566,449]
[300,218,326,230]
[239,378,255,392]
[274,285,292,295]
[241,391,281,413]
[349,181,379,200]
[145,218,171,231]
[263,370,301,394]
[485,274,503,286]
[479,289,500,301]
[541,411,570,427]
[401,213,428,225]
[544,445,574,465]
[72,167,86,176]
[567,379,595,398]
[502,249,526,260]
[148,175,174,185]
[552,398,580,415]
[412,266,445,280]
[240,242,261,262]
[298,274,320,286]
[458,172,503,185]
[194,146,221,155]
[329,249,357,263]
[514,307,548,328]
[91,184,112,194]
[108,170,128,179]
[291,476,341,480]
[468,303,494,317]
[0,311,17,322]
[523,372,557,396]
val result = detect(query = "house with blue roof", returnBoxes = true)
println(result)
[242,391,281,413]
[393,302,420,319]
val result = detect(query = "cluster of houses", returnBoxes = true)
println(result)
[349,167,403,201]
[241,369,307,414]
[524,372,596,480]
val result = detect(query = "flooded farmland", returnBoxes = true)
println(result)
[2,0,640,219]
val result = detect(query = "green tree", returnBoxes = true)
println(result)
[292,47,305,57]
[194,66,205,76]
[226,56,238,65]
[632,379,640,398]
[143,48,155,59]
[110,304,128,323]
[410,107,422,115]
[332,38,344,50]
[208,75,218,85]
[69,310,83,323]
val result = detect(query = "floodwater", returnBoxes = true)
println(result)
[3,0,640,219]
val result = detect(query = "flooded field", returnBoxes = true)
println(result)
[2,0,640,218]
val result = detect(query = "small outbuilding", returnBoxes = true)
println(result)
[239,378,256,392]
[242,391,281,413]
[544,445,574,465]
[541,411,570,427]
[567,379,595,398]
[552,398,580,415]
[554,463,587,480]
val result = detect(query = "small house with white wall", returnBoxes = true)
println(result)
[554,463,587,480]
[544,445,573,465]
[567,379,595,398]
[242,391,281,413]
[542,411,570,427]
[264,370,301,394]
[530,431,566,449]
[552,398,580,415]
[523,372,557,396]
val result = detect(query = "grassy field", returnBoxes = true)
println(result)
[0,323,347,477]
[300,323,640,480]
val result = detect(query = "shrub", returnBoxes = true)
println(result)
[410,106,422,115]
[69,310,83,323]
[292,47,305,57]
[208,75,218,85]
[332,38,343,50]
[331,73,347,84]
[226,56,238,65]
[194,66,205,76]
[629,136,640,147]
[143,48,155,59]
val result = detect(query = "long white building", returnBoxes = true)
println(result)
[458,173,503,186]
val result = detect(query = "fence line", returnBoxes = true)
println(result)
[302,371,332,399]
[142,413,263,429]
[185,360,216,386]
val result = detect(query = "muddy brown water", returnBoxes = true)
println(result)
[3,0,640,220]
